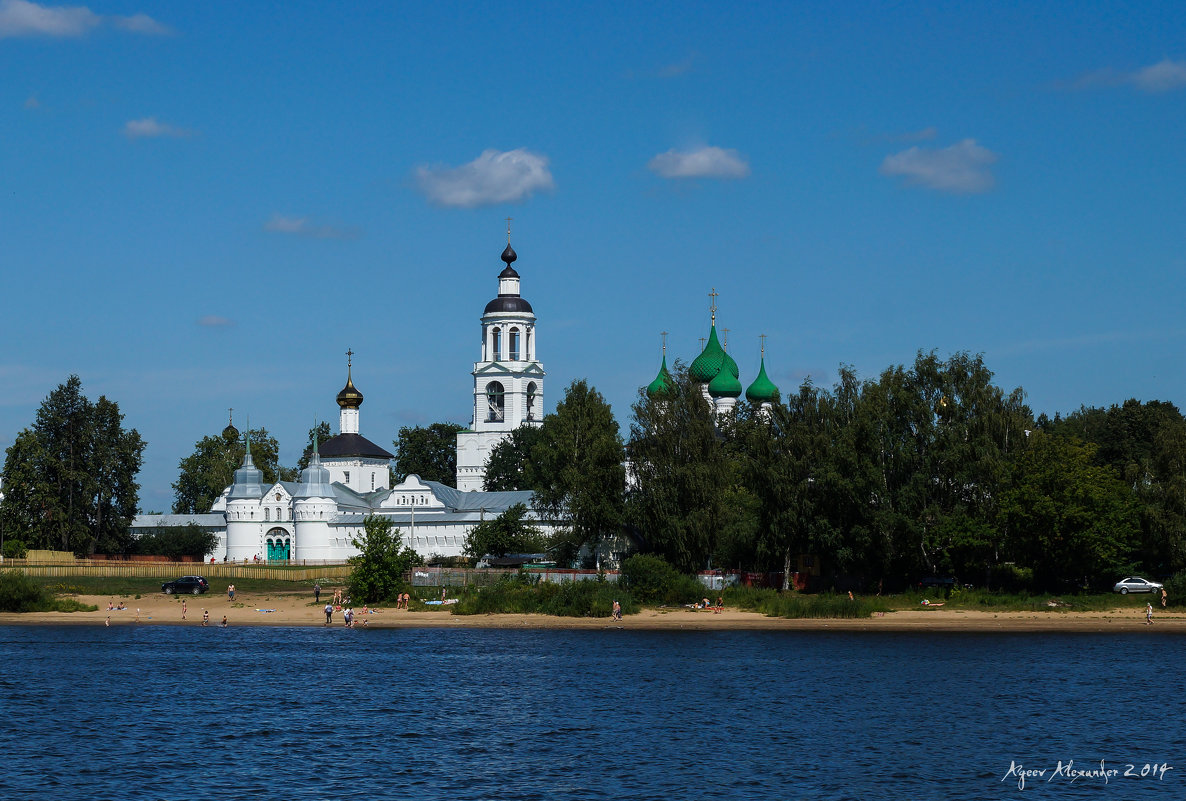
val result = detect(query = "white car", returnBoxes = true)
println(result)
[1113,576,1163,595]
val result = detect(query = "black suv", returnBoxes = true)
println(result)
[162,576,209,595]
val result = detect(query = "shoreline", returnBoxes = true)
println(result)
[2,592,1184,632]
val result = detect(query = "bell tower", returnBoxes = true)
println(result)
[456,228,546,491]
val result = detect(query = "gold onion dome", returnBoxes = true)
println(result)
[336,368,364,409]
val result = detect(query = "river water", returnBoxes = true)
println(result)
[0,625,1182,800]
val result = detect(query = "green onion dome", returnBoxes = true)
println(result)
[745,358,780,404]
[689,326,727,383]
[722,349,739,379]
[708,364,743,398]
[646,355,675,399]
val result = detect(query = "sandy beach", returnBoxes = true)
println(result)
[3,590,1184,632]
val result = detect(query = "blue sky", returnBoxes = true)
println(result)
[3,1,1185,511]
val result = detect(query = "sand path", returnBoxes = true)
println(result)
[2,591,1183,632]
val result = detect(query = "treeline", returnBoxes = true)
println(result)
[486,353,1186,592]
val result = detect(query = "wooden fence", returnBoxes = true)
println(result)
[1,560,352,581]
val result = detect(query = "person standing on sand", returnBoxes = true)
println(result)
[228,584,235,601]
[182,600,187,620]
[1146,602,1154,625]
[324,602,333,625]
[314,583,321,603]
[1162,588,1168,608]
[202,609,209,627]
[221,615,228,628]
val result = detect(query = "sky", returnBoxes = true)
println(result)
[2,1,1186,511]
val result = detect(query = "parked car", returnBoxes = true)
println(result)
[162,576,209,595]
[918,576,957,589]
[1112,576,1163,595]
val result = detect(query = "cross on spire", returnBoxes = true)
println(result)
[505,217,513,243]
[660,330,668,354]
[759,333,767,358]
[708,287,718,325]
[228,407,233,425]
[722,327,730,352]
[346,348,354,371]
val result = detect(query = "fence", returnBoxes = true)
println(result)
[1,559,352,582]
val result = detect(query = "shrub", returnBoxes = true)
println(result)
[451,575,637,617]
[2,540,28,559]
[619,554,703,605]
[0,570,48,612]
[1163,571,1186,608]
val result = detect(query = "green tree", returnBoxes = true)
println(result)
[347,514,423,603]
[296,421,333,471]
[172,426,288,514]
[462,503,548,559]
[483,424,545,491]
[393,422,464,486]
[134,522,219,561]
[998,432,1140,588]
[0,376,145,556]
[531,380,625,563]
[626,365,731,573]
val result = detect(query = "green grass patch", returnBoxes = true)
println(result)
[723,586,893,619]
[451,576,637,618]
[0,570,98,613]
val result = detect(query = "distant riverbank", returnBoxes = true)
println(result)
[3,592,1184,632]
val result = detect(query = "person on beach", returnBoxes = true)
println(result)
[135,608,140,623]
[314,583,321,603]
[228,584,235,601]
[441,587,447,603]
[324,602,333,625]
[1146,602,1154,625]
[202,610,209,627]
[107,601,113,611]
[105,616,110,627]
[716,596,723,614]
[220,615,228,628]
[182,600,187,620]
[1162,588,1168,608]
[612,600,622,621]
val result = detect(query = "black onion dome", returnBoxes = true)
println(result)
[485,296,534,314]
[502,243,517,265]
[222,422,239,440]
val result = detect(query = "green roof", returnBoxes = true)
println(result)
[689,325,726,383]
[708,364,742,398]
[745,357,780,403]
[646,354,675,399]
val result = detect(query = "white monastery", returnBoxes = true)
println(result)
[133,239,555,563]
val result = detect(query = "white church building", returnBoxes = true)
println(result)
[133,239,556,563]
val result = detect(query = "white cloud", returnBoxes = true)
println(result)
[647,146,750,179]
[0,0,97,37]
[879,138,998,194]
[197,315,234,328]
[414,148,555,207]
[1130,58,1186,92]
[1070,58,1186,93]
[112,12,171,35]
[0,1,168,38]
[263,213,359,240]
[123,117,192,138]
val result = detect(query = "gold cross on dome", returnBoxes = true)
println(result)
[660,331,668,354]
[708,287,718,323]
[346,348,354,367]
[505,217,513,243]
[760,333,767,358]
[722,327,730,351]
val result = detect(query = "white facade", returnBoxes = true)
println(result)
[456,242,545,491]
[133,239,558,562]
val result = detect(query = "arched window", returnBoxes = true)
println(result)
[509,327,520,360]
[486,381,505,422]
[491,327,502,361]
[265,508,270,521]
[527,382,537,421]
[526,328,532,360]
